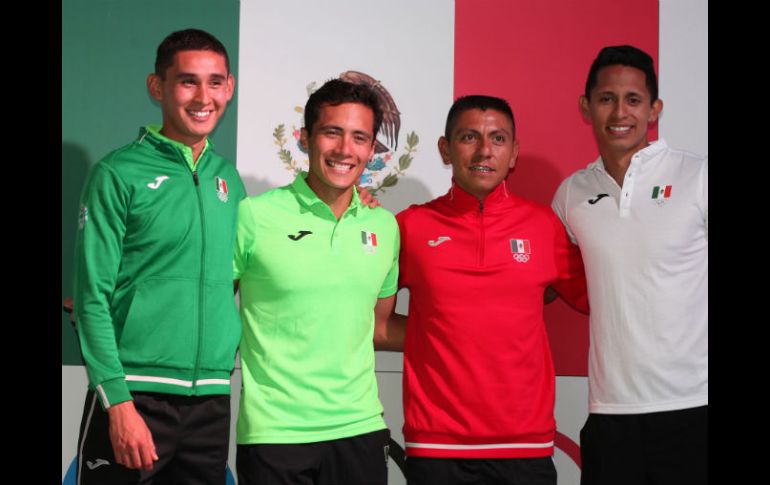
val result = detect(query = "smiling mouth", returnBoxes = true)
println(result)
[187,109,212,119]
[326,160,356,172]
[470,165,494,173]
[608,125,632,134]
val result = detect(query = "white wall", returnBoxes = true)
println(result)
[659,0,708,156]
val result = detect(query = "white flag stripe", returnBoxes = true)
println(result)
[237,0,454,211]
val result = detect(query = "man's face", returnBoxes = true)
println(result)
[439,108,518,201]
[581,65,662,159]
[301,102,376,197]
[147,50,234,146]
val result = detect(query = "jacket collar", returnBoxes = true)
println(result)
[592,138,669,174]
[137,125,212,171]
[444,179,512,213]
[290,172,362,220]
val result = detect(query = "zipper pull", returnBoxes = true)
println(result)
[479,200,484,213]
[193,171,199,186]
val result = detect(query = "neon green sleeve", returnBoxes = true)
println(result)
[233,198,256,281]
[378,218,400,298]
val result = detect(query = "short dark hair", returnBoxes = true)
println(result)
[155,28,230,79]
[444,95,515,140]
[304,79,383,138]
[584,45,658,102]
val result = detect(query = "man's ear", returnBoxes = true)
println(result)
[509,139,519,170]
[226,74,235,102]
[649,98,663,123]
[300,128,309,151]
[438,136,451,166]
[147,73,163,102]
[579,95,591,122]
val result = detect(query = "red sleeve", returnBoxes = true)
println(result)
[395,208,410,290]
[550,212,589,314]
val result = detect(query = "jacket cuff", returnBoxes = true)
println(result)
[95,377,132,410]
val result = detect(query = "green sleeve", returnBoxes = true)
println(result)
[233,198,256,280]
[378,218,400,298]
[73,162,133,409]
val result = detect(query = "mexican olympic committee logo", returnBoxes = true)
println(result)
[272,70,419,195]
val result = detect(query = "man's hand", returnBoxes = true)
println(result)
[357,186,381,208]
[62,297,76,324]
[108,401,158,471]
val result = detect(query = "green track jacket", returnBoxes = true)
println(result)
[74,126,246,409]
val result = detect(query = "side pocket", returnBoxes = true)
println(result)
[118,278,197,368]
[198,279,241,372]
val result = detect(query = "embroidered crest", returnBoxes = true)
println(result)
[362,231,378,253]
[651,185,672,205]
[216,176,229,202]
[78,204,88,230]
[510,238,531,263]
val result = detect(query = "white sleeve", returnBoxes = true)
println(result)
[551,178,578,245]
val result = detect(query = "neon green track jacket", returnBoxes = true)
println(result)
[73,126,246,409]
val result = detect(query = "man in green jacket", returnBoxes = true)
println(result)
[73,28,245,485]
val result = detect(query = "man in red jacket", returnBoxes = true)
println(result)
[375,95,588,485]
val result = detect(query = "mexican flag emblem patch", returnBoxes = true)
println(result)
[651,185,672,205]
[216,176,229,202]
[510,238,531,263]
[362,231,378,253]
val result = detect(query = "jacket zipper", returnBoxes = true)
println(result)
[192,168,205,393]
[478,200,485,266]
